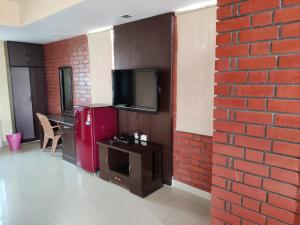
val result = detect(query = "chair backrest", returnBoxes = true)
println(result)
[36,113,54,138]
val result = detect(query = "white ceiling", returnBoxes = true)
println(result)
[0,0,215,44]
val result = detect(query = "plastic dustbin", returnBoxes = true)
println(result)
[6,132,22,151]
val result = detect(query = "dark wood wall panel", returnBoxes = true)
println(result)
[118,111,128,134]
[114,13,174,184]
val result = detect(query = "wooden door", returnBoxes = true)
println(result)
[30,68,47,140]
[11,67,35,141]
[7,42,28,67]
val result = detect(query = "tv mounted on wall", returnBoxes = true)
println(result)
[112,69,159,112]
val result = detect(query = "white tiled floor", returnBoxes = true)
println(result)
[0,142,210,225]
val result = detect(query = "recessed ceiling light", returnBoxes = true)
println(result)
[121,14,132,19]
[176,0,217,13]
[88,26,113,34]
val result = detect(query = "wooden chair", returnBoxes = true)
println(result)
[36,113,61,154]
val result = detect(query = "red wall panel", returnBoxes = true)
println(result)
[213,1,300,224]
[44,35,91,114]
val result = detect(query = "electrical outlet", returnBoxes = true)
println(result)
[140,134,147,142]
[134,132,139,140]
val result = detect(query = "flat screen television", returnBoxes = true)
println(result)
[112,69,159,112]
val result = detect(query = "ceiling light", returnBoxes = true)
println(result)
[176,0,217,13]
[121,15,132,19]
[88,26,113,34]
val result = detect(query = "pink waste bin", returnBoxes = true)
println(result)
[6,132,22,151]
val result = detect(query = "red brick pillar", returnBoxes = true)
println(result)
[213,0,300,224]
[44,35,90,114]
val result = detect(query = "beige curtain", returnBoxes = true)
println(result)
[176,6,216,136]
[88,30,113,104]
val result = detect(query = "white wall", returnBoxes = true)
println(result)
[0,0,82,27]
[18,0,82,25]
[0,41,13,143]
[0,1,20,26]
[176,7,216,136]
[88,30,113,104]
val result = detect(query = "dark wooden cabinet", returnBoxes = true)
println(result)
[7,42,28,67]
[7,42,44,67]
[62,124,76,165]
[7,41,47,142]
[30,68,47,140]
[10,67,36,140]
[97,139,163,197]
[28,44,44,67]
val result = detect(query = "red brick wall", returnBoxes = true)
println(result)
[172,16,213,192]
[44,35,91,114]
[212,0,300,224]
[173,131,213,192]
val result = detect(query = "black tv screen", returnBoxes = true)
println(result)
[112,69,159,112]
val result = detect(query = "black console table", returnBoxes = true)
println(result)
[39,114,76,165]
[97,139,163,197]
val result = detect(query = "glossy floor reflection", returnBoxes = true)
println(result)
[0,142,210,225]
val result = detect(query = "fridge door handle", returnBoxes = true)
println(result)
[129,165,132,174]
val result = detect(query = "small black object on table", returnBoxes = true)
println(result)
[97,137,163,197]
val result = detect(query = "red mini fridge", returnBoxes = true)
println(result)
[74,104,117,172]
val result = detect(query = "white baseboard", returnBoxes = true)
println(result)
[172,179,211,201]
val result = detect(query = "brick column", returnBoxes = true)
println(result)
[212,0,300,224]
[44,35,91,114]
